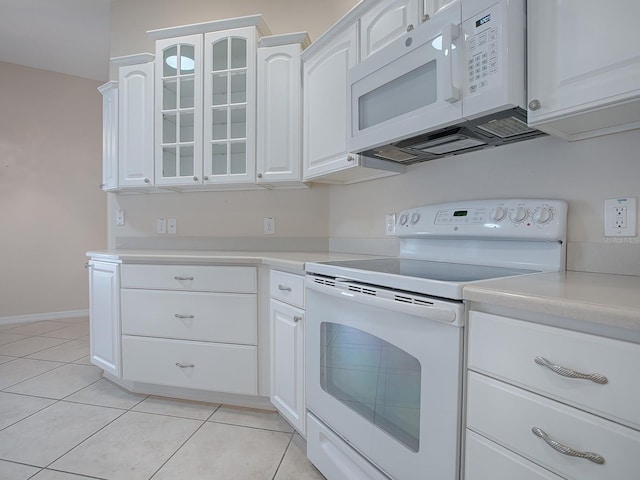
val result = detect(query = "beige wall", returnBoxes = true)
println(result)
[0,61,107,318]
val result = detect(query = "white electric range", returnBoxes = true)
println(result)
[304,198,568,480]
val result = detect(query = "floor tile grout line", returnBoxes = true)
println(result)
[271,431,296,480]
[206,417,296,435]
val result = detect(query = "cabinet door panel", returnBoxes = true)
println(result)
[119,62,154,187]
[360,0,421,60]
[89,262,120,377]
[303,24,358,179]
[270,299,305,434]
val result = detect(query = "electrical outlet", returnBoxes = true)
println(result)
[167,218,177,235]
[385,214,396,235]
[604,198,637,237]
[156,218,167,235]
[264,217,275,235]
[115,210,125,226]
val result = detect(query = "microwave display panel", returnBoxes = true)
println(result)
[358,60,437,130]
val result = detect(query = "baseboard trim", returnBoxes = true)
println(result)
[0,309,89,326]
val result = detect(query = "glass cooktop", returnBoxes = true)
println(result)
[306,258,540,300]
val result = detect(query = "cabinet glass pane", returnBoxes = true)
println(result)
[230,38,247,69]
[179,45,195,74]
[163,114,177,144]
[179,146,194,176]
[212,39,228,71]
[230,107,246,139]
[230,142,246,174]
[163,46,178,77]
[180,113,194,142]
[212,73,228,105]
[162,147,177,177]
[163,80,177,110]
[230,72,246,104]
[212,108,227,140]
[211,143,227,174]
[179,78,194,108]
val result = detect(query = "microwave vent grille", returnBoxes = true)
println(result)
[476,116,537,138]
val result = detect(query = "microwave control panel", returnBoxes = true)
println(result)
[465,3,501,95]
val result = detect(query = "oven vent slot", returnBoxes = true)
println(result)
[347,285,376,296]
[313,277,336,287]
[394,294,435,307]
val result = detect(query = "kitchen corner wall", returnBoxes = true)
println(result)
[0,61,106,318]
[329,129,640,276]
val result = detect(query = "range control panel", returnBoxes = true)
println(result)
[396,199,568,241]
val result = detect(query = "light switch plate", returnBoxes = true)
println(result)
[115,210,125,226]
[167,218,177,235]
[264,217,275,235]
[157,218,167,235]
[604,197,637,236]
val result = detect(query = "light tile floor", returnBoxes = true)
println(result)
[0,317,325,480]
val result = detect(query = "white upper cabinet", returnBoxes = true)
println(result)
[150,17,269,189]
[155,34,203,186]
[203,27,256,185]
[302,24,359,181]
[256,33,310,187]
[97,81,118,191]
[117,56,155,189]
[360,0,422,60]
[527,0,640,140]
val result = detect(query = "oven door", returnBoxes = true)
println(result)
[305,277,464,480]
[349,0,463,154]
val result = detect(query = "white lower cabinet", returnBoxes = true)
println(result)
[269,270,305,435]
[88,260,261,398]
[88,261,121,377]
[465,310,640,480]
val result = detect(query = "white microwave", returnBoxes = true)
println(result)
[349,0,544,164]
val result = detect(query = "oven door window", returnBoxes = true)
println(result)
[320,322,421,452]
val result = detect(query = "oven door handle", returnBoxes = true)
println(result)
[306,278,457,324]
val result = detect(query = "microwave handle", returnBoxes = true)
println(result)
[442,23,460,103]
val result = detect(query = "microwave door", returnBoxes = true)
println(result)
[349,7,463,154]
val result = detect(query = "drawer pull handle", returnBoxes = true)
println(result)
[534,356,608,384]
[175,362,195,368]
[174,276,194,281]
[174,314,194,319]
[278,285,292,292]
[293,316,302,323]
[531,427,605,465]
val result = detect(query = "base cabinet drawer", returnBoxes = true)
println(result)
[467,372,640,480]
[465,430,563,480]
[270,270,304,308]
[121,264,257,292]
[121,289,257,344]
[122,336,257,395]
[468,311,640,429]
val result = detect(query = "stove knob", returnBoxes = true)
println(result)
[399,213,409,225]
[532,206,553,225]
[511,206,529,223]
[410,212,421,224]
[490,207,507,222]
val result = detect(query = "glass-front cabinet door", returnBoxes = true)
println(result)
[155,34,203,186]
[203,27,256,184]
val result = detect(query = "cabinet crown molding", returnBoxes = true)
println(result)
[147,14,271,40]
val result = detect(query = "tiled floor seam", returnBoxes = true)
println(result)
[271,432,296,480]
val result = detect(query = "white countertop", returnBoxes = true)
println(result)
[464,271,640,334]
[86,249,379,273]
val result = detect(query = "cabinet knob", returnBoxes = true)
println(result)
[528,99,541,111]
[257,173,263,179]
[193,176,198,181]
[278,285,292,292]
[422,14,430,22]
[406,24,414,32]
[144,178,150,184]
[347,155,355,162]
[203,176,209,181]
[293,316,302,323]
[99,183,105,189]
